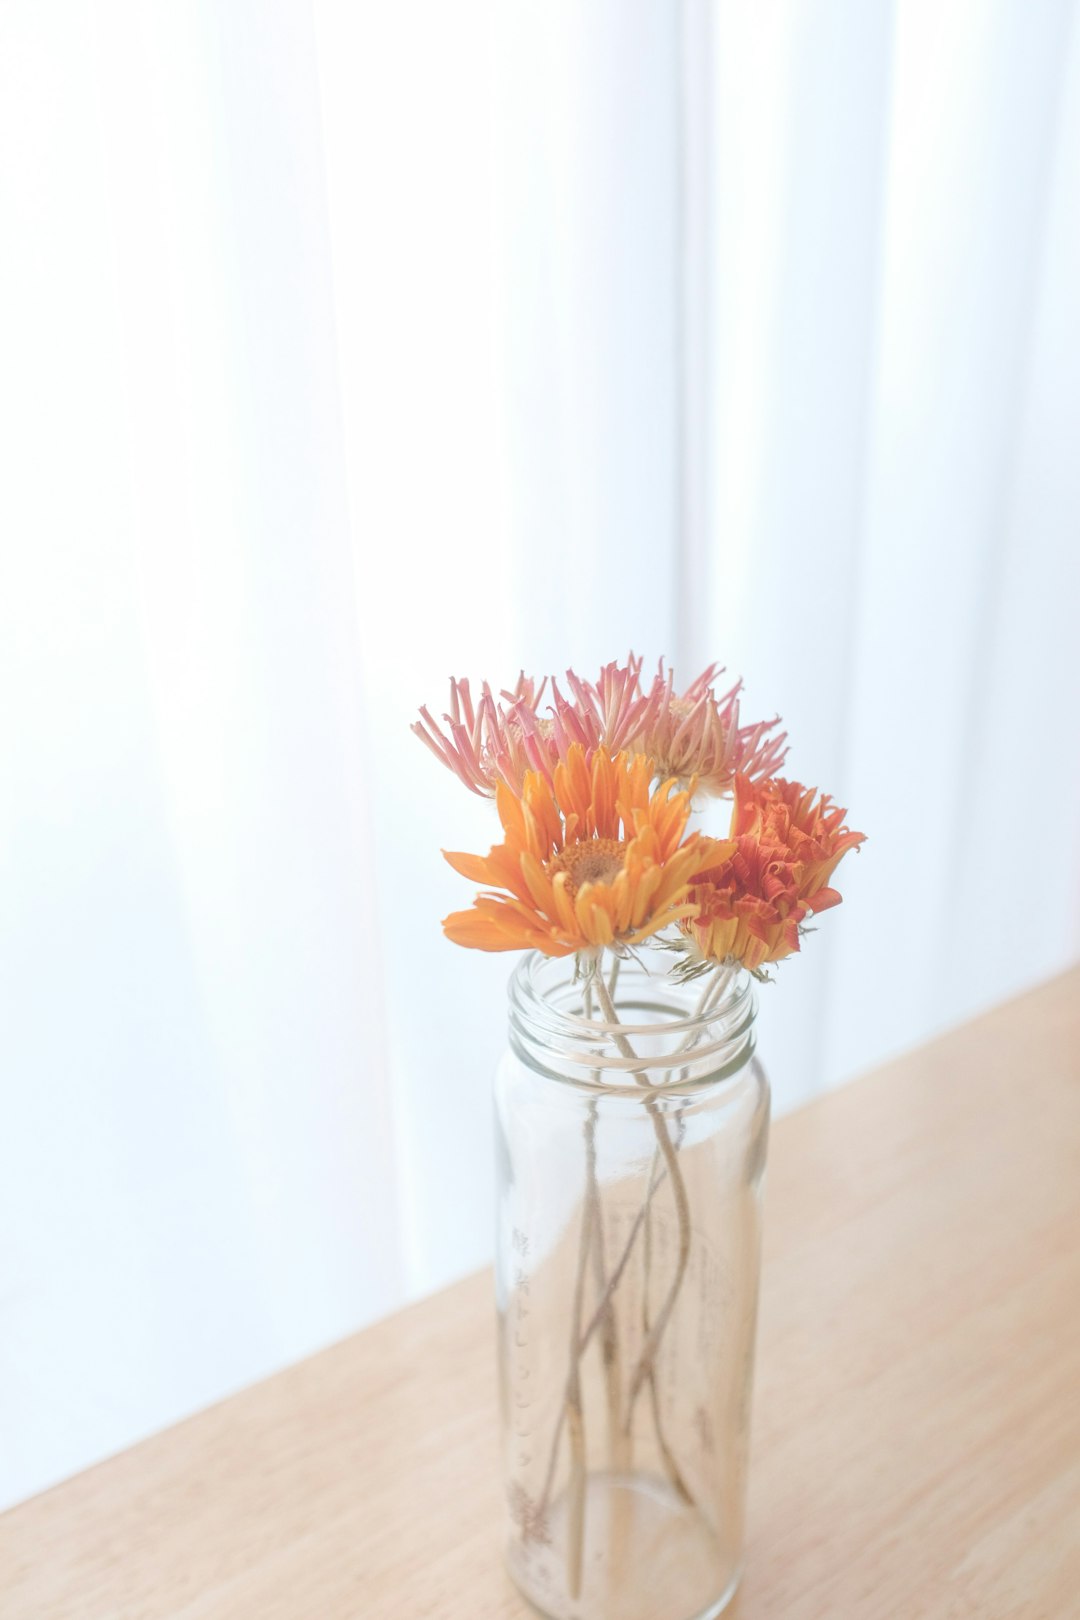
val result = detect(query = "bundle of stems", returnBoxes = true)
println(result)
[539,952,736,1600]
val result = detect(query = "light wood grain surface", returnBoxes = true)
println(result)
[3,969,1079,1619]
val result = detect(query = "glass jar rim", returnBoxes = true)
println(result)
[506,948,758,1095]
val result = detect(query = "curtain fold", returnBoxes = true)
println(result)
[697,0,897,1109]
[826,0,1080,1081]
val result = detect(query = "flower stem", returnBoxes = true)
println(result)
[577,965,731,1345]
[642,1173,694,1506]
[565,1116,594,1602]
[537,960,731,1542]
[676,963,736,1081]
[579,1152,666,1347]
[586,1107,628,1476]
[582,980,627,1475]
[623,1089,692,1425]
[590,971,695,1435]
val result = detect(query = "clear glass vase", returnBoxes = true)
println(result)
[494,951,769,1620]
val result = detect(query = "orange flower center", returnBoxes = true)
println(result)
[546,837,627,895]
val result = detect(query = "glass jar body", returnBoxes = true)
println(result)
[494,953,770,1620]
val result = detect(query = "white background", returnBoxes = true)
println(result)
[1,0,1078,1509]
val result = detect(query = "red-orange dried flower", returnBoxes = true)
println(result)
[682,775,865,972]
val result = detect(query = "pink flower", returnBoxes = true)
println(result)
[411,674,555,798]
[634,664,787,796]
[548,654,666,757]
[414,655,786,801]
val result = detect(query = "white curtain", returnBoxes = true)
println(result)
[2,0,1077,1509]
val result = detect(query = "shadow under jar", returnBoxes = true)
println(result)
[495,952,770,1620]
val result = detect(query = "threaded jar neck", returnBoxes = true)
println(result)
[507,949,757,1094]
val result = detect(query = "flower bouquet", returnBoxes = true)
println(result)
[415,656,863,1620]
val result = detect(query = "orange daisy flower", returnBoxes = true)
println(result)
[682,775,865,972]
[442,746,724,957]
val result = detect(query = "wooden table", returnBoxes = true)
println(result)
[3,970,1079,1619]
